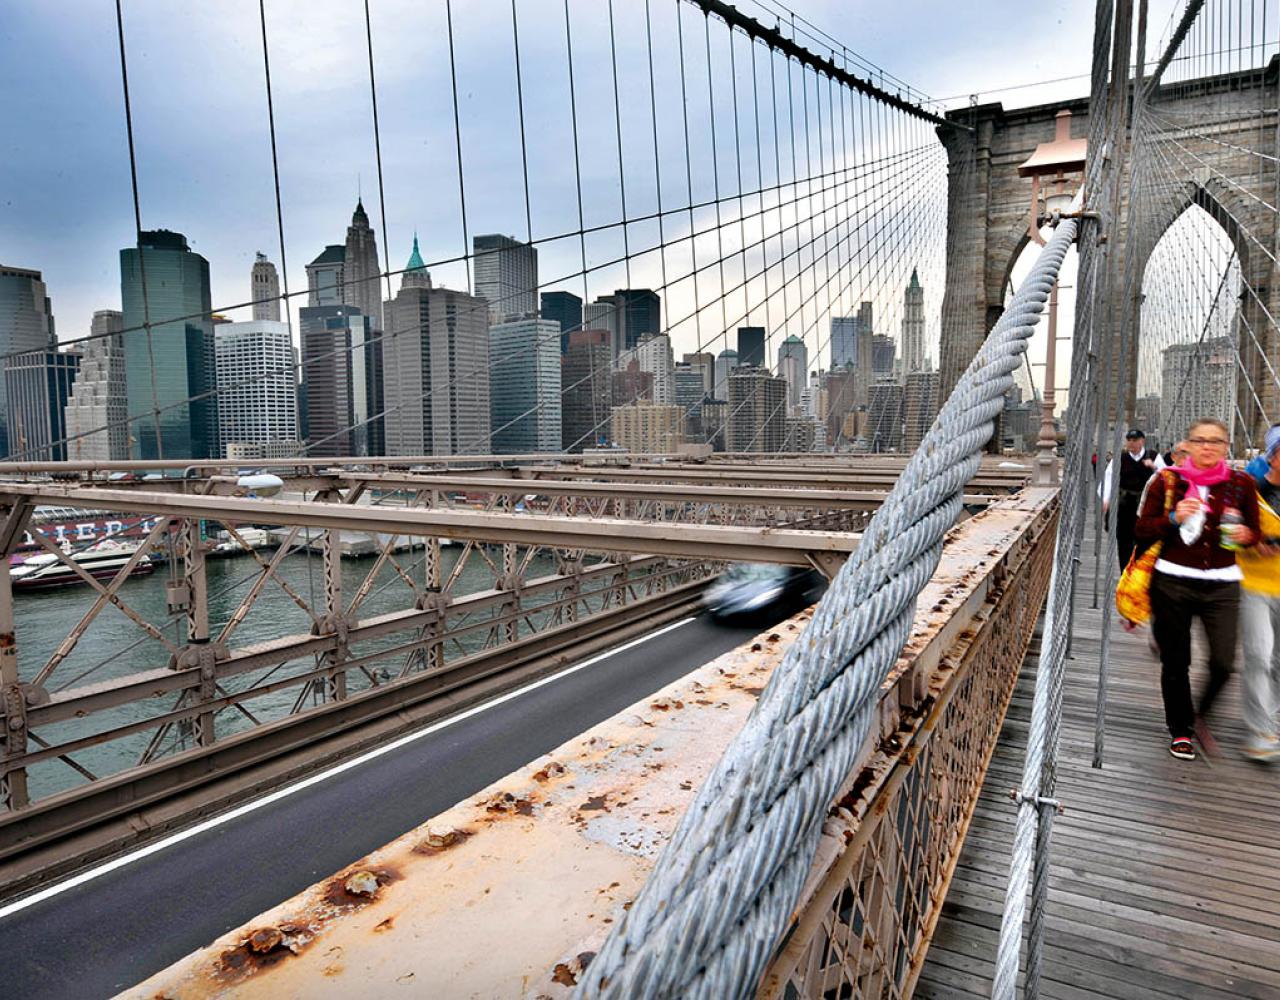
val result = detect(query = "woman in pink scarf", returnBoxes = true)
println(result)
[1134,417,1261,760]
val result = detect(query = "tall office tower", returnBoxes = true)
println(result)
[698,398,728,451]
[713,348,740,399]
[611,402,685,453]
[306,245,346,306]
[344,199,383,332]
[830,315,856,368]
[854,301,875,403]
[214,320,298,457]
[867,381,905,452]
[777,335,809,410]
[562,329,611,452]
[902,369,940,451]
[683,351,715,394]
[823,368,860,446]
[726,367,787,453]
[901,268,925,372]
[3,349,79,461]
[1161,338,1237,446]
[251,252,281,321]
[542,290,583,355]
[474,234,538,324]
[120,230,216,459]
[65,310,129,461]
[299,305,376,457]
[592,289,661,357]
[0,265,57,455]
[737,326,766,368]
[673,364,705,411]
[872,335,896,379]
[383,248,491,456]
[489,317,562,453]
[618,333,675,405]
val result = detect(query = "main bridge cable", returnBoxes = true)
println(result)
[576,230,1077,995]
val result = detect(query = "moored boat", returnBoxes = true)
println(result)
[9,539,155,591]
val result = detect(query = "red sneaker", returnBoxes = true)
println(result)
[1169,737,1196,760]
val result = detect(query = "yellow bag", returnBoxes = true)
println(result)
[1115,471,1175,626]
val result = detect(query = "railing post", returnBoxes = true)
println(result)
[1,499,34,809]
[183,518,217,747]
[322,526,347,701]
[0,547,28,811]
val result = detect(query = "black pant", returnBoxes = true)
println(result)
[1116,491,1142,569]
[1149,572,1240,738]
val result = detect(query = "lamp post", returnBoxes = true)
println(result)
[1017,109,1086,486]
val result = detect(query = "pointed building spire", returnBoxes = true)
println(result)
[401,233,431,290]
[353,197,369,225]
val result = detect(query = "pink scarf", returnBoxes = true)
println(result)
[1176,459,1232,489]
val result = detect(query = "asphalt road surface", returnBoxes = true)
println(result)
[1,609,779,999]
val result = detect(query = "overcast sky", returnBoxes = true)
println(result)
[2,0,1186,368]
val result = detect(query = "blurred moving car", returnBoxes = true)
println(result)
[703,563,826,624]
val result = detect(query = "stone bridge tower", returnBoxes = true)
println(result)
[938,59,1279,444]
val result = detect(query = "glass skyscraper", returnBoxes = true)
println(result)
[0,265,57,456]
[120,230,216,459]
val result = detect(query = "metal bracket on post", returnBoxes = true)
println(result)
[1008,788,1065,815]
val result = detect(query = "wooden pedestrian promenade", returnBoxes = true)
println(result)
[917,529,1280,999]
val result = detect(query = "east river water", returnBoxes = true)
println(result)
[14,544,560,802]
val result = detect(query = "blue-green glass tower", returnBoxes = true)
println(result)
[120,230,216,459]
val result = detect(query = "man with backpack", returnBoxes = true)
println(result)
[1102,429,1159,569]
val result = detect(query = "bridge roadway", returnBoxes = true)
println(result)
[0,609,781,999]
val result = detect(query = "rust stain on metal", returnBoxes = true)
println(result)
[552,963,578,986]
[532,761,567,783]
[483,790,537,817]
[323,866,399,909]
[579,794,609,812]
[413,828,473,855]
[217,922,316,984]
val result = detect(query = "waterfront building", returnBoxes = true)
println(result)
[901,268,926,372]
[214,320,298,457]
[251,252,281,322]
[611,401,685,453]
[474,234,538,324]
[489,317,561,453]
[542,290,583,355]
[120,230,216,459]
[673,364,706,410]
[777,335,809,411]
[383,246,490,456]
[726,367,787,452]
[784,416,816,453]
[0,265,57,455]
[562,329,611,452]
[3,348,79,461]
[64,310,129,462]
[872,334,896,380]
[611,358,654,407]
[824,367,861,447]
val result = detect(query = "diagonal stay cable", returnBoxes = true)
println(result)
[577,219,1077,1000]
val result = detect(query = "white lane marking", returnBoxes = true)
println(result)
[0,615,698,920]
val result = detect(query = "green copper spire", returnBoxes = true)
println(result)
[909,267,920,289]
[406,233,426,271]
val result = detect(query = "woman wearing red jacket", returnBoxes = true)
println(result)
[1135,417,1260,760]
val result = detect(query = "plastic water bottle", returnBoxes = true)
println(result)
[1221,506,1244,550]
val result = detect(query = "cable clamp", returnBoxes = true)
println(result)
[1008,789,1065,814]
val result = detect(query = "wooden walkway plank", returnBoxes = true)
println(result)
[918,519,1280,998]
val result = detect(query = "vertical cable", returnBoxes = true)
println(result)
[445,0,472,293]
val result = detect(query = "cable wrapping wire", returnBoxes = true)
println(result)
[578,219,1077,1000]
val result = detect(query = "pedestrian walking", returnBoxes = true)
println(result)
[1155,440,1190,471]
[1135,417,1260,760]
[1238,424,1280,762]
[1102,429,1159,569]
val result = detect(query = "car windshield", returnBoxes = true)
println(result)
[722,563,788,584]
